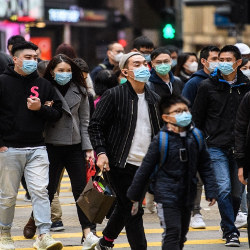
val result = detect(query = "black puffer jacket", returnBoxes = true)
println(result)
[235,92,250,177]
[127,126,216,207]
[192,69,250,149]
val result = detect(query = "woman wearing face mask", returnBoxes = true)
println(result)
[240,58,250,80]
[175,52,198,84]
[148,47,184,97]
[27,54,99,249]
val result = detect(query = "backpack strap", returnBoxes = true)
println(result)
[192,128,204,151]
[159,131,168,166]
[99,63,107,69]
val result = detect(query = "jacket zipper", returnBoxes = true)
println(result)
[237,88,241,95]
[154,104,161,131]
[119,100,134,164]
[230,87,232,94]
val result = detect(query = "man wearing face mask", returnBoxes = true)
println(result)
[90,42,124,83]
[182,46,220,108]
[192,45,250,247]
[0,41,63,250]
[89,52,161,250]
[148,47,184,97]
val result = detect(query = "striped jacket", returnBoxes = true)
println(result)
[88,81,161,168]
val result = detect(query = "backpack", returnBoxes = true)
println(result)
[149,128,204,193]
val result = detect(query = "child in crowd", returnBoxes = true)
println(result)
[127,94,216,250]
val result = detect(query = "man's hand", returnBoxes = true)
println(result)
[238,167,247,185]
[97,153,110,172]
[207,198,216,206]
[27,97,41,111]
[0,146,8,152]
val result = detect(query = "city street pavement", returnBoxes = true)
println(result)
[12,173,249,249]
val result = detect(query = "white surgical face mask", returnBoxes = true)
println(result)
[113,52,124,62]
[187,61,198,73]
[207,61,219,73]
[242,69,250,80]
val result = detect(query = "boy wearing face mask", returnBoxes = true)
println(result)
[148,47,184,97]
[127,94,216,250]
[89,52,161,250]
[193,45,250,247]
[0,41,63,249]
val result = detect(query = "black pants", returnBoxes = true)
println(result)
[247,170,250,247]
[103,163,147,250]
[46,143,95,231]
[162,205,192,250]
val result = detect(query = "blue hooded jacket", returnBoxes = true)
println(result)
[182,69,209,107]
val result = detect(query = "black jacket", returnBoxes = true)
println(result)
[192,69,250,149]
[88,81,161,168]
[235,92,250,175]
[0,66,62,148]
[148,69,184,97]
[127,126,216,207]
[0,52,12,75]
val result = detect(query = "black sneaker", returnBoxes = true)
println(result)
[50,221,65,232]
[24,192,31,202]
[225,232,240,247]
[95,239,114,250]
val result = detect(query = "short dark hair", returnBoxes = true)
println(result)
[94,70,119,96]
[164,45,179,54]
[133,36,154,50]
[7,35,25,48]
[199,46,220,68]
[159,94,190,116]
[73,58,89,73]
[55,43,77,59]
[11,41,38,56]
[151,47,171,61]
[219,45,242,60]
[240,57,249,68]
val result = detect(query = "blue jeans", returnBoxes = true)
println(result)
[0,147,51,234]
[208,147,241,237]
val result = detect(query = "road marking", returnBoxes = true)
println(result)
[12,237,250,249]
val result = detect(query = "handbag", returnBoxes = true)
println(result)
[77,171,116,224]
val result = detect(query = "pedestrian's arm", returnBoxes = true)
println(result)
[88,89,114,156]
[197,143,217,203]
[192,84,208,130]
[127,135,161,202]
[36,86,62,122]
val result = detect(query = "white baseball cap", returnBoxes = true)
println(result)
[235,43,250,55]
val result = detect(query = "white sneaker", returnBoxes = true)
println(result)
[190,214,206,229]
[82,232,99,250]
[33,233,63,250]
[0,236,15,250]
[219,228,226,241]
[145,192,157,214]
[235,212,248,229]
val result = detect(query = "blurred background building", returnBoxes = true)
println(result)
[0,0,250,68]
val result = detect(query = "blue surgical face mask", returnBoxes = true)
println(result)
[120,77,127,84]
[218,62,235,75]
[207,61,219,73]
[174,111,192,127]
[21,60,37,74]
[155,63,171,75]
[54,72,72,85]
[132,66,151,83]
[142,54,151,63]
[171,59,177,68]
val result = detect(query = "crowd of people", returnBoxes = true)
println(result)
[0,34,250,250]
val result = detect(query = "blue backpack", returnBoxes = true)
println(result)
[149,128,204,191]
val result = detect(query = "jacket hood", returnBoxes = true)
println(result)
[3,65,39,80]
[189,69,209,80]
[209,68,250,88]
[149,68,175,84]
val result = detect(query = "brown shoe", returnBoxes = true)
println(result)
[23,217,37,239]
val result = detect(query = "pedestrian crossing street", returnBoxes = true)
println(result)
[14,173,248,249]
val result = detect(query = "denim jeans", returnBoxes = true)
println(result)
[208,147,241,237]
[0,147,51,234]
